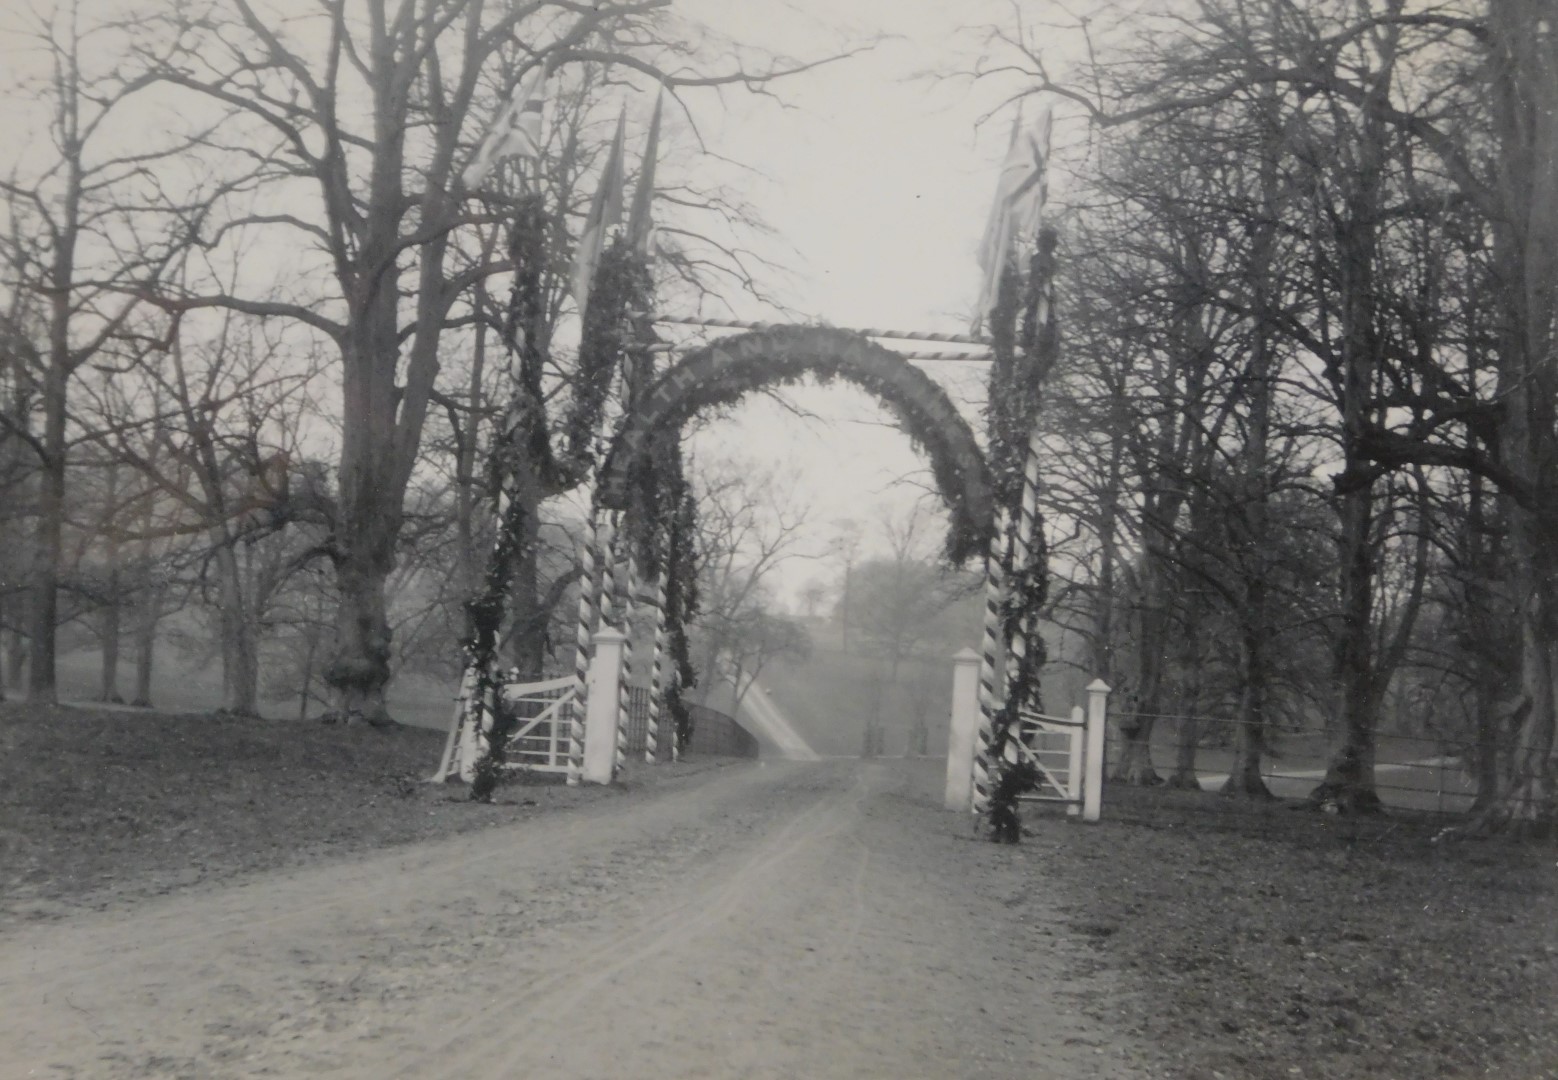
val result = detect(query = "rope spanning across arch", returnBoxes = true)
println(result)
[596,325,998,565]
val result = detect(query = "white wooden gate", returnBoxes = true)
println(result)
[944,654,1108,821]
[430,672,579,782]
[1011,707,1087,814]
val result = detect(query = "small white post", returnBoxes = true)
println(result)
[582,628,627,785]
[1066,705,1085,817]
[945,648,981,811]
[1084,678,1111,822]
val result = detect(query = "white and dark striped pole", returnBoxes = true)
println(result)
[615,544,638,775]
[973,505,1012,814]
[645,572,667,763]
[566,511,601,786]
[1001,424,1046,761]
[640,313,991,345]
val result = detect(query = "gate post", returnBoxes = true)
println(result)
[582,628,627,785]
[945,648,981,811]
[1084,678,1111,822]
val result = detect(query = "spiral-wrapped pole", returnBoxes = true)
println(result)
[1002,425,1046,748]
[645,573,667,763]
[973,505,1011,813]
[615,545,638,775]
[565,511,601,786]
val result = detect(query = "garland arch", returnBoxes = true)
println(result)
[597,326,997,565]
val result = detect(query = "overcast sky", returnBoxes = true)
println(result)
[669,1,1089,595]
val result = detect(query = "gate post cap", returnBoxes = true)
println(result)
[952,647,980,663]
[1087,678,1112,693]
[593,627,628,645]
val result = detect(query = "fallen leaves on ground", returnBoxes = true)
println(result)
[0,703,729,929]
[1015,784,1558,1080]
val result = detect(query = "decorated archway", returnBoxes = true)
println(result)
[437,87,1069,837]
[597,325,996,565]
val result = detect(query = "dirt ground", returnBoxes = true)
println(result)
[0,756,1151,1080]
[5,704,1556,1079]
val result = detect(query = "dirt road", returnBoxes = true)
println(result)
[0,759,1149,1079]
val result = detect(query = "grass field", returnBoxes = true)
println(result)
[0,701,736,929]
[31,647,458,729]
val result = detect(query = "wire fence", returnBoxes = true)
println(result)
[619,688,760,760]
[1105,710,1513,817]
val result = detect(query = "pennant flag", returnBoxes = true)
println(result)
[626,88,664,256]
[972,104,1053,335]
[462,66,548,188]
[571,107,628,319]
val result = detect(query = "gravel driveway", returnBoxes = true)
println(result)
[0,758,1148,1079]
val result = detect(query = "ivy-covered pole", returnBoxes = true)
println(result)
[461,193,554,802]
[973,106,1057,839]
[664,487,699,761]
[998,226,1061,756]
[972,246,1023,815]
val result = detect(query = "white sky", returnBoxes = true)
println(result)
[669,1,1088,595]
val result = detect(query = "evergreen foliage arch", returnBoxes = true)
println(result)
[598,326,996,564]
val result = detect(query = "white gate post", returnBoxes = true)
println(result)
[1084,678,1111,822]
[582,628,627,785]
[945,648,981,811]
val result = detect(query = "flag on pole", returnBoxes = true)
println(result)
[462,66,548,188]
[626,88,664,256]
[972,104,1053,335]
[571,107,628,319]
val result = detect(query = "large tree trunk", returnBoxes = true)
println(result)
[99,468,124,704]
[326,547,396,726]
[323,315,407,727]
[1113,553,1166,786]
[26,357,66,705]
[1219,86,1284,802]
[99,589,122,704]
[1315,481,1383,813]
[1310,43,1400,815]
[213,542,259,717]
[1463,0,1558,834]
[1222,621,1275,800]
[131,584,163,708]
[1166,600,1206,791]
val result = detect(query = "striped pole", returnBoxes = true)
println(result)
[615,545,638,776]
[1000,424,1047,766]
[640,313,991,345]
[973,505,1012,814]
[1001,226,1058,747]
[641,341,990,363]
[645,573,667,763]
[566,511,601,786]
[888,348,992,361]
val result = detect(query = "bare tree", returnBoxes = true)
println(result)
[687,454,811,706]
[129,0,858,726]
[0,0,204,703]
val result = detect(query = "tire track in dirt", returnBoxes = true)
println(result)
[380,765,868,1077]
[0,759,1150,1079]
